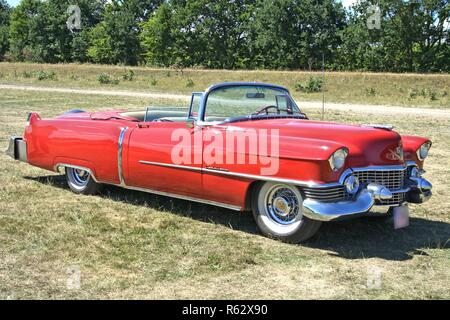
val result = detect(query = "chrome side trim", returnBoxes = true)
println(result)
[54,162,241,210]
[54,163,100,182]
[117,184,242,211]
[138,162,417,191]
[139,161,202,172]
[202,168,328,187]
[118,127,128,186]
[138,160,334,188]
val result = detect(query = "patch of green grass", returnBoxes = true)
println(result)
[294,76,324,93]
[122,69,135,81]
[22,71,33,78]
[365,87,377,96]
[36,70,56,81]
[186,78,195,87]
[97,73,120,85]
[0,89,449,299]
[0,62,449,108]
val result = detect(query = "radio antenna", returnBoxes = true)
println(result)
[321,52,325,121]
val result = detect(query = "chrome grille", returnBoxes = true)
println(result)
[353,169,406,190]
[303,186,351,202]
[303,167,409,205]
[377,192,406,205]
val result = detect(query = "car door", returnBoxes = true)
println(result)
[199,123,259,208]
[125,99,203,197]
[126,121,203,197]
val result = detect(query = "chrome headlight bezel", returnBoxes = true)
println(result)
[344,175,360,195]
[410,166,421,178]
[329,148,348,171]
[417,142,432,161]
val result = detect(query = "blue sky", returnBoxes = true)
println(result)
[6,0,20,7]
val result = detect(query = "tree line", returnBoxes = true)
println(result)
[0,0,448,72]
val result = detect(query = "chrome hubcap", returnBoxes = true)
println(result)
[265,185,300,225]
[68,168,90,186]
[273,197,291,217]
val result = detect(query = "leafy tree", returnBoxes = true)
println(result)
[141,0,346,69]
[140,2,175,66]
[141,0,256,68]
[0,0,11,58]
[9,0,105,62]
[4,0,449,71]
[87,21,114,64]
[245,0,346,69]
[9,0,41,61]
[88,0,162,65]
[192,0,255,68]
[337,0,449,72]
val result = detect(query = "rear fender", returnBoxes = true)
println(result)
[53,158,98,181]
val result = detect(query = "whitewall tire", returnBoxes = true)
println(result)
[252,182,322,243]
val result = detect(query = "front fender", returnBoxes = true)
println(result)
[401,135,431,167]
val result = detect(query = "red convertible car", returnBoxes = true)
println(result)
[7,82,432,243]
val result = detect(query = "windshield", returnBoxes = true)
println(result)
[204,85,303,122]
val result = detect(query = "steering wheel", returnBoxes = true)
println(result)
[252,105,280,116]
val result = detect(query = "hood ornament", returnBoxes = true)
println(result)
[361,124,395,131]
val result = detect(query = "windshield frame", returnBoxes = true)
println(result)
[197,82,301,124]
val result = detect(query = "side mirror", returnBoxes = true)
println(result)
[186,118,196,129]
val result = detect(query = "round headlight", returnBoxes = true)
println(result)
[344,175,360,195]
[329,148,348,171]
[417,142,432,161]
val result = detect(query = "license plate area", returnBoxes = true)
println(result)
[393,205,409,229]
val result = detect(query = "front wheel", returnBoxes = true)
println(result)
[251,182,322,243]
[65,167,103,195]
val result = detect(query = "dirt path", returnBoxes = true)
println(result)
[1,84,449,119]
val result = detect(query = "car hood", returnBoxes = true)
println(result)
[228,118,404,166]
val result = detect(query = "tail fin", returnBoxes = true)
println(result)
[27,112,41,126]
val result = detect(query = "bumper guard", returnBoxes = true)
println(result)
[302,178,432,222]
[6,136,28,163]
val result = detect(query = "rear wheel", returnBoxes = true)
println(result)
[251,182,322,243]
[65,167,102,195]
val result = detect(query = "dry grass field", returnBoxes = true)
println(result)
[0,62,449,108]
[0,85,449,299]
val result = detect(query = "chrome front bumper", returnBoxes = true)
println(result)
[6,136,28,163]
[302,178,432,222]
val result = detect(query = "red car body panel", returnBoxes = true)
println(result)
[401,135,430,168]
[126,122,203,196]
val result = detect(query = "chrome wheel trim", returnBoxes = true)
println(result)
[67,167,90,191]
[258,183,304,235]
